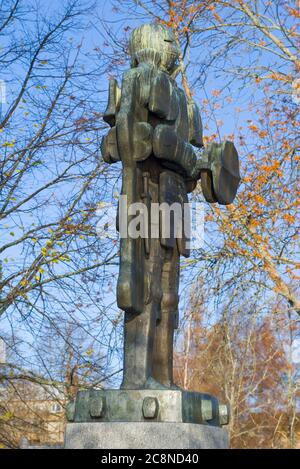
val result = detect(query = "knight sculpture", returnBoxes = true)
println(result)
[101,23,240,390]
[65,24,240,436]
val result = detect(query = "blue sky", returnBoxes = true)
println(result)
[1,0,297,387]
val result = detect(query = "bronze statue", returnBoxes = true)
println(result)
[65,23,240,430]
[101,23,240,391]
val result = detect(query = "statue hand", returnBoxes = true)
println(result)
[201,141,241,205]
[101,127,120,164]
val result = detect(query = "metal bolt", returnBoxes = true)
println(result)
[201,398,213,421]
[66,401,76,422]
[142,397,159,419]
[219,404,230,426]
[89,395,105,418]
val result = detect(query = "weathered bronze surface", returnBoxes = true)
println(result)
[67,24,240,431]
[66,389,229,427]
[101,23,240,391]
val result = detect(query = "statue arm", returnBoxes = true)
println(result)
[185,101,204,186]
[150,82,203,185]
[116,68,152,165]
[103,78,121,127]
[153,125,197,180]
[188,101,203,149]
[101,71,152,164]
[101,78,121,164]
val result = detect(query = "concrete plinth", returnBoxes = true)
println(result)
[65,422,229,449]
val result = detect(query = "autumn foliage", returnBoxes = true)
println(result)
[0,0,299,449]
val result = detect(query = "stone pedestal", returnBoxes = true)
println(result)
[65,422,229,449]
[66,389,229,426]
[65,388,230,449]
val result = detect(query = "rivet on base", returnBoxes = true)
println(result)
[142,397,159,419]
[219,404,230,426]
[201,398,213,422]
[89,396,106,418]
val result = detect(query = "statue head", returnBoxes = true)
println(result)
[129,23,179,74]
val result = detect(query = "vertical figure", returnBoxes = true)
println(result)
[101,24,240,390]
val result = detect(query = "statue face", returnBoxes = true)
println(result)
[129,24,179,73]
